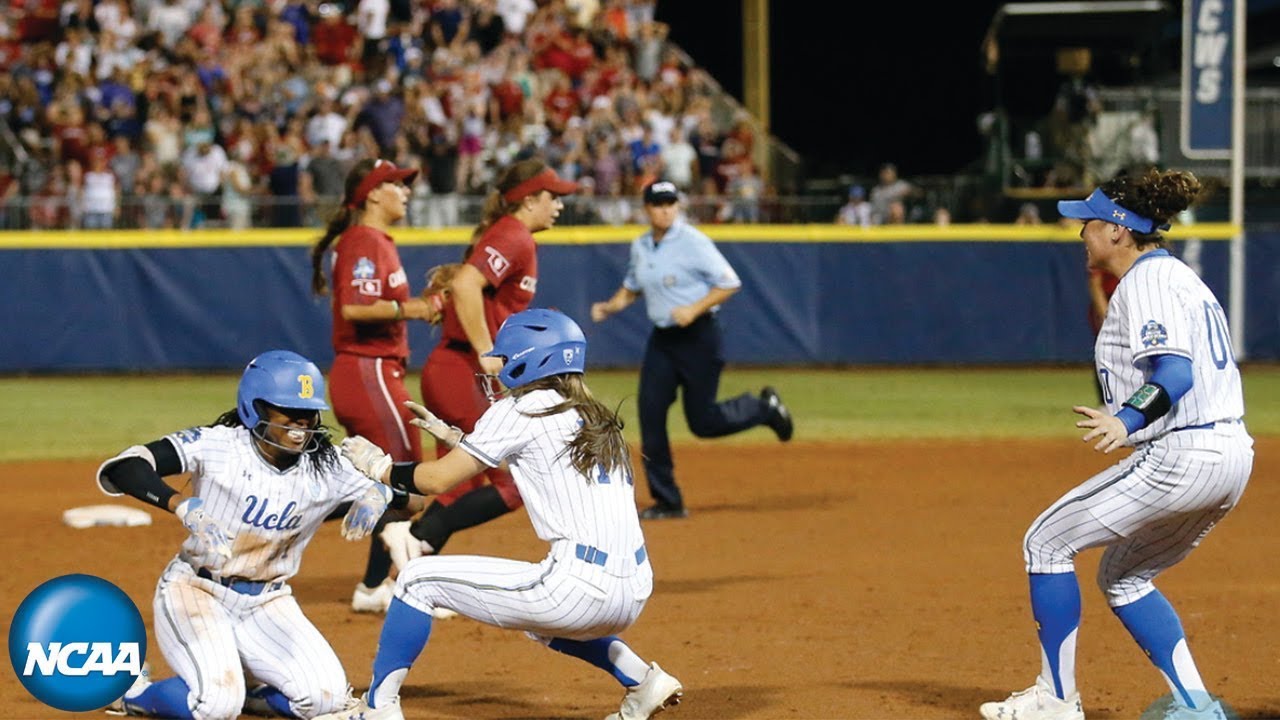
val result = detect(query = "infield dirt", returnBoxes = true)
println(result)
[2,440,1277,719]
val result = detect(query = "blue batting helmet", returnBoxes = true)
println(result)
[484,309,587,389]
[236,350,330,428]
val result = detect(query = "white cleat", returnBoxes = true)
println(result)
[979,677,1085,720]
[104,662,152,715]
[313,694,404,720]
[604,662,683,720]
[351,579,394,613]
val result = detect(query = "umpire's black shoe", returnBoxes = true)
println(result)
[639,503,688,520]
[761,386,794,442]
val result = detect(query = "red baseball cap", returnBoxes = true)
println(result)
[502,167,580,203]
[346,159,419,209]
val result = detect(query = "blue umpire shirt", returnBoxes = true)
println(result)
[623,219,742,328]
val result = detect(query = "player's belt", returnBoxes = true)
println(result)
[574,543,648,568]
[195,567,285,596]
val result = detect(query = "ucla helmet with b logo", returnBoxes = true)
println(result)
[236,350,330,429]
[484,309,587,390]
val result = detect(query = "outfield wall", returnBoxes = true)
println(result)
[1,224,1267,372]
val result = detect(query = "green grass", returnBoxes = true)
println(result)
[3,366,1279,462]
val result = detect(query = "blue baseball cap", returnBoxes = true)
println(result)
[1057,188,1169,234]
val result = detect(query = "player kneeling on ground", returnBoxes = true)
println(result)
[325,309,683,720]
[97,350,415,719]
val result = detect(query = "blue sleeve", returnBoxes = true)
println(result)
[690,229,741,289]
[1116,354,1194,434]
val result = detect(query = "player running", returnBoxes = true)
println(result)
[328,309,683,720]
[97,350,409,719]
[981,169,1253,720]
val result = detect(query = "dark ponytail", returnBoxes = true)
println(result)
[311,158,379,296]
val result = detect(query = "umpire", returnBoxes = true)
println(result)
[591,180,793,520]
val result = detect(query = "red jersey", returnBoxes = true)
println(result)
[441,215,537,345]
[331,225,412,359]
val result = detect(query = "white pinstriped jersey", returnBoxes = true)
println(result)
[458,389,646,559]
[1095,251,1245,444]
[165,424,379,580]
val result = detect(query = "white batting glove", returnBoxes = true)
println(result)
[342,484,393,541]
[404,401,463,449]
[380,520,433,572]
[340,435,394,482]
[175,497,232,572]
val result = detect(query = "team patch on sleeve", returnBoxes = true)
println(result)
[352,257,382,296]
[1140,320,1169,347]
[485,247,511,277]
[173,427,202,444]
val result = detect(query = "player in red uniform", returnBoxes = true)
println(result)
[310,158,438,611]
[381,159,578,566]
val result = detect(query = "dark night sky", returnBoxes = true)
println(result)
[655,1,1009,180]
[654,1,1206,181]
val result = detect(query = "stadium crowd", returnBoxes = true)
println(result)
[0,0,776,229]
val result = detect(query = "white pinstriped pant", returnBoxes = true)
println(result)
[153,558,351,719]
[395,540,654,642]
[1023,423,1253,607]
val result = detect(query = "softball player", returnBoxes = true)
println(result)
[310,158,436,613]
[405,160,578,558]
[981,170,1252,720]
[97,350,402,719]
[328,309,683,720]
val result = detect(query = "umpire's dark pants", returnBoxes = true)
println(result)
[639,314,768,508]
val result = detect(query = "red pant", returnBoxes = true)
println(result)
[420,344,522,510]
[329,353,422,462]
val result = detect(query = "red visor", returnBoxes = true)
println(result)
[346,159,419,209]
[501,168,580,203]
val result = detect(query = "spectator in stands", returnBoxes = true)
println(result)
[1015,202,1042,225]
[356,79,404,155]
[221,143,255,231]
[632,20,667,82]
[470,0,506,55]
[869,163,917,224]
[660,125,697,191]
[180,135,227,228]
[725,161,762,223]
[81,150,118,229]
[836,185,871,227]
[933,207,952,226]
[314,3,358,66]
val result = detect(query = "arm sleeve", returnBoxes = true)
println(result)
[622,238,643,292]
[96,437,183,508]
[1125,263,1192,364]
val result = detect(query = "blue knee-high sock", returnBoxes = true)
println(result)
[368,597,433,708]
[249,685,300,718]
[127,677,196,719]
[1113,590,1207,709]
[547,636,647,686]
[1030,572,1082,700]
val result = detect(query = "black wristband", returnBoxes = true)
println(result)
[1122,382,1173,426]
[388,462,420,495]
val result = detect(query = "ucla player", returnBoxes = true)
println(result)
[96,350,406,719]
[328,309,683,720]
[981,169,1252,720]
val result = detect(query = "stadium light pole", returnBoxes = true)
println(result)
[743,0,770,181]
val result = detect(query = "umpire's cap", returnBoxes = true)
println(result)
[643,180,680,205]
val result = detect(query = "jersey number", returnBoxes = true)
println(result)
[297,374,315,399]
[1203,301,1235,370]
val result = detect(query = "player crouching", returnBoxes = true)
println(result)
[98,350,414,719]
[321,309,683,720]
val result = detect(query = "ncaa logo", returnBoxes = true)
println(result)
[8,574,147,712]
